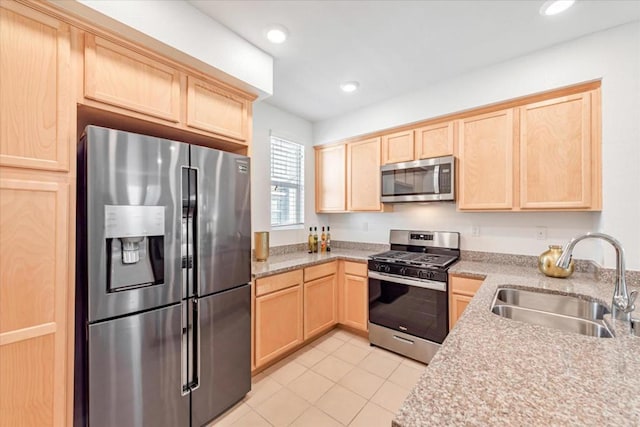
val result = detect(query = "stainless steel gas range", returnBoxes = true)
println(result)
[368,230,460,364]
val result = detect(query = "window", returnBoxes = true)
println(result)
[270,135,304,227]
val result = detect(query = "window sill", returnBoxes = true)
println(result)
[271,224,304,231]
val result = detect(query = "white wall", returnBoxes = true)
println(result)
[314,21,640,270]
[252,101,324,248]
[52,0,273,97]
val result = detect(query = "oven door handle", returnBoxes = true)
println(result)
[368,271,447,292]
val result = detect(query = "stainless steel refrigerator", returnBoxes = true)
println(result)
[74,126,251,427]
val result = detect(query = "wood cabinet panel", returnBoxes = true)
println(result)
[315,144,346,212]
[415,121,455,159]
[0,177,69,427]
[342,274,368,331]
[382,130,414,164]
[255,269,303,297]
[254,285,303,367]
[450,275,483,296]
[0,3,70,172]
[458,109,514,210]
[186,76,249,142]
[450,293,473,330]
[520,93,592,209]
[303,275,337,340]
[84,34,180,123]
[449,275,483,329]
[304,261,337,282]
[347,137,381,211]
[343,261,367,277]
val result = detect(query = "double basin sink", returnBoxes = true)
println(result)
[491,288,614,338]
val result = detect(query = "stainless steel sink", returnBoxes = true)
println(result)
[491,288,614,338]
[495,288,609,321]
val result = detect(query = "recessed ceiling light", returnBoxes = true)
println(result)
[265,25,288,44]
[540,0,576,16]
[340,81,360,93]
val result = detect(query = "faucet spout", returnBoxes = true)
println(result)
[555,232,637,322]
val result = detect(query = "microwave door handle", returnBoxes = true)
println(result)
[433,165,440,194]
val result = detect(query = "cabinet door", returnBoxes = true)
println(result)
[520,92,593,209]
[84,34,180,122]
[254,285,303,367]
[186,76,250,142]
[0,177,69,427]
[449,293,473,329]
[382,130,414,164]
[342,274,368,332]
[0,3,71,172]
[458,109,514,210]
[347,137,381,211]
[315,144,346,212]
[415,121,455,159]
[303,275,337,340]
[449,275,483,329]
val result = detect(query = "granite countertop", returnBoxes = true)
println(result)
[251,249,376,278]
[393,260,640,426]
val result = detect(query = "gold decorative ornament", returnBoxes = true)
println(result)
[538,245,574,278]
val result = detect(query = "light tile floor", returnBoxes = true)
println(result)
[210,329,426,427]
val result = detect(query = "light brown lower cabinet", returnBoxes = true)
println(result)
[253,260,368,370]
[449,274,484,329]
[340,261,369,332]
[303,274,338,340]
[254,271,304,368]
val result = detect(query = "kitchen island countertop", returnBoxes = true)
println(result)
[393,260,640,426]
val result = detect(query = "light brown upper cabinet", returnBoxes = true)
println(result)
[415,121,455,159]
[519,91,598,209]
[458,109,514,210]
[81,34,255,149]
[382,130,414,164]
[0,3,71,172]
[186,76,250,142]
[347,137,382,211]
[84,34,181,123]
[315,144,346,212]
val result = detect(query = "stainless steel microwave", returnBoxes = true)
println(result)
[381,155,455,203]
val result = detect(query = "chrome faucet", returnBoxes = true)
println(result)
[556,232,637,322]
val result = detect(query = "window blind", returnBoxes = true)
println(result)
[270,136,304,227]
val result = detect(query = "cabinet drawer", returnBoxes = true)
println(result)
[343,261,367,277]
[84,34,180,122]
[255,269,303,297]
[450,275,484,296]
[304,261,337,282]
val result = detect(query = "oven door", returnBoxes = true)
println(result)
[368,272,449,344]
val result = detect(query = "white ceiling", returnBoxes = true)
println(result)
[190,0,640,122]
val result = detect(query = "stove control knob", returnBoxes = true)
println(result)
[383,265,391,273]
[399,267,407,275]
[419,270,432,280]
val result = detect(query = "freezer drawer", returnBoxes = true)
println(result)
[191,284,251,426]
[88,304,189,427]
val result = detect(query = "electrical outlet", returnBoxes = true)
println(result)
[471,225,480,237]
[536,226,547,240]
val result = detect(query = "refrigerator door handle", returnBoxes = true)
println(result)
[190,298,200,391]
[180,301,189,396]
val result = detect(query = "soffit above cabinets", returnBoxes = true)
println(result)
[190,0,640,122]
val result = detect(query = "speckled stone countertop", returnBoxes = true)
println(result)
[394,260,640,427]
[251,249,375,278]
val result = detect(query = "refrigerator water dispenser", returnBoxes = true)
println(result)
[105,205,165,291]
